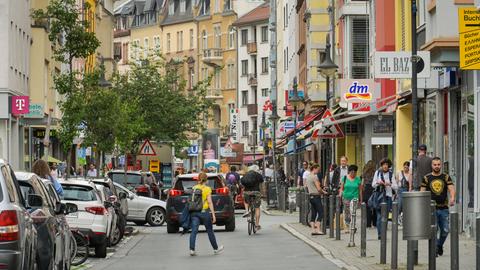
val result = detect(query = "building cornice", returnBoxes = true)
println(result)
[421,37,459,51]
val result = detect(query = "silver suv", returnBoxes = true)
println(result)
[0,159,37,269]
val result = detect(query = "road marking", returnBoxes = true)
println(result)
[281,223,359,270]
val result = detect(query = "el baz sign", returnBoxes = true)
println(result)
[374,51,430,79]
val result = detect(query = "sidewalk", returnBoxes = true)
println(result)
[281,221,476,270]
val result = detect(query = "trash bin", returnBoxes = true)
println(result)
[403,191,432,240]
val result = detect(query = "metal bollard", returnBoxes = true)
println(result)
[361,202,366,257]
[451,207,459,270]
[298,190,304,224]
[407,241,414,270]
[279,184,286,212]
[322,195,327,235]
[380,202,387,264]
[335,195,341,240]
[329,195,335,238]
[304,191,310,225]
[476,214,480,270]
[391,202,398,270]
[428,201,436,270]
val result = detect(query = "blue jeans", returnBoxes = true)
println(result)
[397,187,408,213]
[189,211,219,251]
[376,196,392,237]
[436,209,450,248]
[309,196,323,222]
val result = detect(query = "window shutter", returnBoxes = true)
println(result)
[350,17,369,79]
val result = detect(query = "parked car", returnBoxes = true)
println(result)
[95,184,119,247]
[0,160,37,270]
[59,178,112,258]
[165,173,235,233]
[91,178,128,246]
[107,170,155,198]
[16,172,76,270]
[113,182,166,226]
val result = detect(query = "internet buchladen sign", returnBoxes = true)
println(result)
[459,8,480,70]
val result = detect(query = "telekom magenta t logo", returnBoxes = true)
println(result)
[11,96,29,115]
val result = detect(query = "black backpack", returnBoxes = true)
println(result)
[241,171,259,188]
[187,188,203,212]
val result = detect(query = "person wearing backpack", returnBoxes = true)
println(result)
[338,165,363,234]
[372,158,398,239]
[225,166,240,198]
[241,165,264,230]
[189,172,224,256]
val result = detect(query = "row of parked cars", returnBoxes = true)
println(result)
[0,159,167,270]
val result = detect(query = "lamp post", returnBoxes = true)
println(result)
[289,77,304,187]
[251,128,257,165]
[259,111,268,177]
[269,104,280,207]
[317,35,338,169]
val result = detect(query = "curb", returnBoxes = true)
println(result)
[280,223,360,270]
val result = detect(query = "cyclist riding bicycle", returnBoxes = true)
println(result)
[241,165,264,231]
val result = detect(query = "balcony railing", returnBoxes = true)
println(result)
[247,42,257,54]
[247,104,258,116]
[202,48,223,66]
[206,88,223,99]
[248,73,258,86]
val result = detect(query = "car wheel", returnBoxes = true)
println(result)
[110,225,122,246]
[134,221,147,226]
[225,216,236,232]
[147,207,166,226]
[94,242,107,258]
[166,223,179,234]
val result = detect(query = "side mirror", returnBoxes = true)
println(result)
[65,203,78,215]
[128,193,135,200]
[104,201,113,208]
[119,192,127,200]
[55,202,66,215]
[28,194,43,208]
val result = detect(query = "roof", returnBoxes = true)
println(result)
[14,172,38,181]
[114,0,134,15]
[233,3,270,26]
[161,0,194,26]
[58,178,97,187]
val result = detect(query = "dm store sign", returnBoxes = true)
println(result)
[339,79,378,114]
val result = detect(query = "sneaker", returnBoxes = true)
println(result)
[214,245,224,255]
[190,250,196,256]
[242,211,250,218]
[437,246,443,256]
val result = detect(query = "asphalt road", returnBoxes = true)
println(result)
[89,213,340,270]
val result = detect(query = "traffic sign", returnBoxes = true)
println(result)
[149,160,160,173]
[459,8,480,70]
[138,139,156,156]
[312,109,344,139]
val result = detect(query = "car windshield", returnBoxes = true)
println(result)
[175,176,221,191]
[62,185,97,201]
[109,173,142,185]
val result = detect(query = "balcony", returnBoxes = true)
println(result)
[247,42,257,54]
[202,48,223,67]
[114,29,131,38]
[248,73,257,86]
[247,104,258,116]
[206,88,223,99]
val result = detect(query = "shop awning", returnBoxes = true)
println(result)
[243,154,264,163]
[284,142,314,155]
[42,155,62,164]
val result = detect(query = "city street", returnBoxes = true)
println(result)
[88,213,340,270]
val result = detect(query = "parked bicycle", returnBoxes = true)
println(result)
[70,229,89,266]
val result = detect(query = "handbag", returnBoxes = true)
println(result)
[368,189,386,210]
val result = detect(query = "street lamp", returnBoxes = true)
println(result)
[259,111,268,177]
[289,77,304,187]
[269,104,281,209]
[317,35,338,168]
[251,128,257,165]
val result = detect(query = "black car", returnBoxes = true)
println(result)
[165,173,235,233]
[16,172,77,270]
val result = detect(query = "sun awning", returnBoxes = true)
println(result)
[243,154,264,163]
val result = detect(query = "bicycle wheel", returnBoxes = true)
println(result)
[71,231,89,266]
[250,206,257,234]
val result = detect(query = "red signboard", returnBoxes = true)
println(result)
[11,96,29,115]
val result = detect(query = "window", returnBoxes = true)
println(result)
[241,60,248,76]
[261,57,268,74]
[202,30,208,49]
[350,17,369,78]
[169,1,174,14]
[177,31,183,51]
[224,0,232,11]
[132,39,140,59]
[215,0,220,13]
[214,25,221,48]
[180,0,186,13]
[144,38,149,58]
[252,88,257,104]
[190,29,194,49]
[228,27,235,49]
[242,121,249,137]
[227,63,235,88]
[241,91,248,106]
[261,88,269,97]
[201,67,208,81]
[261,26,268,42]
[188,67,194,89]
[167,33,171,53]
[154,36,161,51]
[214,68,221,89]
[251,117,258,131]
[200,0,210,15]
[241,29,248,46]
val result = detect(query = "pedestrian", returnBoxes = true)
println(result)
[297,161,308,187]
[323,163,337,191]
[225,166,240,198]
[87,164,97,177]
[332,156,349,194]
[413,144,432,190]
[372,158,397,239]
[32,159,64,197]
[361,160,377,228]
[339,165,363,234]
[420,157,455,257]
[396,161,412,215]
[50,163,58,179]
[189,172,224,256]
[301,162,312,188]
[305,163,326,235]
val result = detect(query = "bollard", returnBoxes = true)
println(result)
[361,202,366,257]
[322,195,327,235]
[335,195,341,240]
[391,202,398,270]
[451,207,459,270]
[380,202,387,264]
[477,214,480,270]
[407,241,414,270]
[428,201,436,270]
[304,191,310,225]
[298,190,304,224]
[329,195,335,238]
[279,184,286,212]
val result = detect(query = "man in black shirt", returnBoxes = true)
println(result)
[241,165,264,230]
[420,157,456,257]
